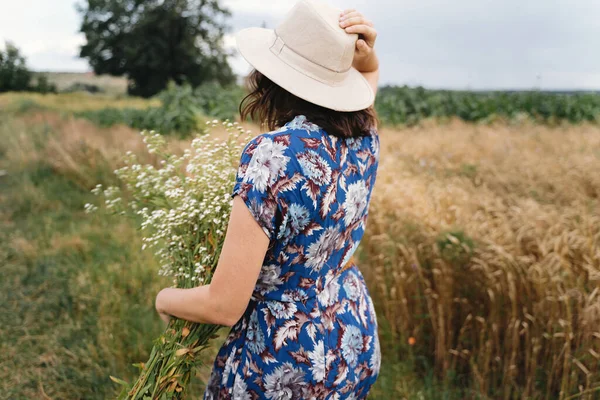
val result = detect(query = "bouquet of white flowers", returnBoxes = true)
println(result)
[86,120,251,399]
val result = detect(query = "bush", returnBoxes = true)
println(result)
[154,82,204,134]
[75,81,246,136]
[193,82,245,121]
[75,82,205,136]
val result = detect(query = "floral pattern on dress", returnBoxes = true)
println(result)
[204,115,381,400]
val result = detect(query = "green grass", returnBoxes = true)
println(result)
[0,113,225,398]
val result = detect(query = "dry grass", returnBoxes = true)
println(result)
[3,112,150,190]
[361,119,600,399]
[3,111,255,194]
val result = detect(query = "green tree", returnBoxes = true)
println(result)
[0,41,32,92]
[77,0,235,97]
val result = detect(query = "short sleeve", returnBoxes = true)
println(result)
[232,134,295,241]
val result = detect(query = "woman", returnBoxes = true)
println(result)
[155,0,381,398]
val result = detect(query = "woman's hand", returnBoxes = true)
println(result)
[151,195,275,328]
[339,9,379,73]
[155,288,172,325]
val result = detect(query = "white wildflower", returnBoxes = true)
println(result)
[88,119,250,288]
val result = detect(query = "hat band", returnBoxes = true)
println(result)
[269,35,349,86]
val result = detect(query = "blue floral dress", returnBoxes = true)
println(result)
[203,115,381,400]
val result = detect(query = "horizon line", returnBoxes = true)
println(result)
[32,70,600,93]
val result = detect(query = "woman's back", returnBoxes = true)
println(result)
[238,114,380,302]
[204,114,381,399]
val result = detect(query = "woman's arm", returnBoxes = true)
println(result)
[155,195,270,327]
[339,9,380,98]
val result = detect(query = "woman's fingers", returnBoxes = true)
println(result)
[342,10,379,76]
[340,10,373,26]
[340,11,362,21]
[339,9,377,53]
[356,39,372,55]
[344,24,378,46]
[340,16,374,28]
[159,311,171,325]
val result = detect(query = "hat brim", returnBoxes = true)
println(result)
[235,27,375,112]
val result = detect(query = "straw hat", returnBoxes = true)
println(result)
[235,0,375,112]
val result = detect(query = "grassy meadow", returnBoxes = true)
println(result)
[1,88,599,399]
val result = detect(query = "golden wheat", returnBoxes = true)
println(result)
[362,119,600,399]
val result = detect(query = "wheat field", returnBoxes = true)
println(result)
[363,121,600,398]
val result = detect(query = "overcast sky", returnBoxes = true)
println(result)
[1,0,599,90]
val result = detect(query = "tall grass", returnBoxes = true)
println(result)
[361,121,600,399]
[0,112,224,398]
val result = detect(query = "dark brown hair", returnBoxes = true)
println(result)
[239,69,379,139]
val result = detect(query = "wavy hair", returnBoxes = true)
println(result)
[239,69,378,139]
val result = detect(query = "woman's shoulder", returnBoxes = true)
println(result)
[279,115,323,135]
[244,114,379,162]
[241,116,323,159]
[245,115,316,142]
